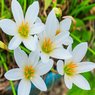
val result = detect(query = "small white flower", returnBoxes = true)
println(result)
[0,0,45,51]
[38,10,72,63]
[55,17,73,45]
[5,48,53,95]
[57,42,95,90]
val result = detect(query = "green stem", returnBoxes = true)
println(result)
[51,68,58,74]
[20,46,30,54]
[70,33,95,55]
[1,0,4,16]
[23,0,27,13]
[0,54,16,95]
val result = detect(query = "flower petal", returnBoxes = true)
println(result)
[35,17,42,23]
[62,36,73,45]
[11,0,24,25]
[23,35,38,51]
[67,44,72,53]
[14,47,28,68]
[45,9,59,37]
[53,31,69,45]
[25,1,39,25]
[8,36,21,50]
[40,52,49,63]
[31,76,47,91]
[72,42,88,63]
[36,59,53,76]
[57,60,64,75]
[50,48,72,60]
[30,23,45,35]
[0,19,17,36]
[72,74,90,90]
[60,18,72,32]
[77,62,95,73]
[29,49,40,67]
[4,68,24,81]
[64,75,73,89]
[18,79,31,95]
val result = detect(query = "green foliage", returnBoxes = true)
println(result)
[44,0,52,10]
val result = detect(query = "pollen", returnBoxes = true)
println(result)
[56,29,60,35]
[18,22,30,38]
[42,38,55,53]
[24,66,35,80]
[64,61,77,76]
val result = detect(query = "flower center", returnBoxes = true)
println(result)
[64,62,77,76]
[56,29,60,35]
[24,66,35,80]
[18,22,30,38]
[42,38,55,53]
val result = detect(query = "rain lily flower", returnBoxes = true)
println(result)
[0,0,44,51]
[57,42,95,90]
[55,17,73,45]
[38,10,72,63]
[5,48,53,95]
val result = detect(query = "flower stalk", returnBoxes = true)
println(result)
[0,54,16,95]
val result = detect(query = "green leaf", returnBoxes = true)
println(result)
[44,0,52,10]
[83,15,95,21]
[75,18,85,27]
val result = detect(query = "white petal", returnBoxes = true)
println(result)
[62,36,73,45]
[60,18,72,32]
[31,76,47,91]
[45,9,59,37]
[8,36,21,50]
[18,79,31,95]
[72,42,88,62]
[36,59,53,75]
[0,19,17,36]
[30,23,45,35]
[25,1,39,25]
[23,35,38,51]
[64,75,73,89]
[4,68,23,80]
[14,47,28,68]
[50,48,72,60]
[11,0,24,25]
[54,31,69,45]
[77,62,95,73]
[57,60,64,75]
[72,74,90,90]
[67,44,72,53]
[35,17,42,23]
[29,50,40,67]
[40,52,49,63]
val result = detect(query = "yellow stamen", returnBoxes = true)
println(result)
[64,61,77,76]
[24,66,35,80]
[18,22,30,38]
[42,38,55,53]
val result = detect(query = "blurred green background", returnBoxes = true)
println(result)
[0,0,95,95]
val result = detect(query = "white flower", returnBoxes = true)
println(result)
[0,0,45,51]
[55,17,73,45]
[5,48,53,95]
[57,42,95,90]
[38,10,72,63]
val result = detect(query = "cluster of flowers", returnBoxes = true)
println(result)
[0,0,95,95]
